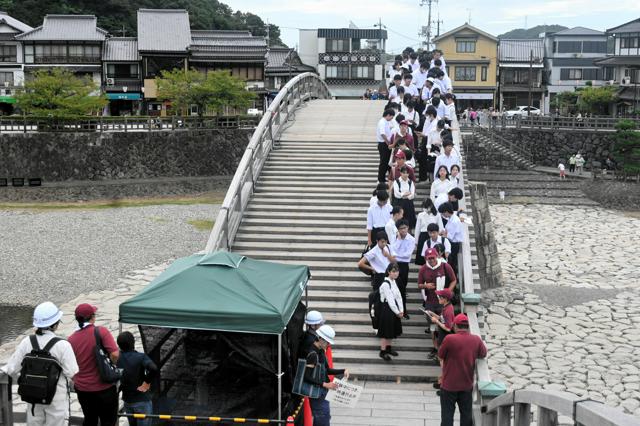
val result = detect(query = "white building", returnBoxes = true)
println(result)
[0,12,32,114]
[299,28,387,98]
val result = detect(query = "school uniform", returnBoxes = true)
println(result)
[388,85,402,100]
[421,235,452,260]
[421,85,433,102]
[364,244,394,290]
[367,202,392,243]
[430,177,454,201]
[430,57,447,73]
[437,102,447,120]
[377,278,404,339]
[441,75,453,93]
[412,69,428,91]
[376,117,394,182]
[414,212,445,265]
[385,218,398,246]
[433,152,461,179]
[402,83,419,98]
[445,214,464,275]
[391,233,416,314]
[393,177,416,229]
[409,60,420,73]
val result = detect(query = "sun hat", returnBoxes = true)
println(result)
[316,325,336,345]
[305,310,324,326]
[33,302,63,328]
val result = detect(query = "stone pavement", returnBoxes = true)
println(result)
[483,204,640,416]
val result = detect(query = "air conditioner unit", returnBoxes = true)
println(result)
[106,78,115,86]
[622,76,631,85]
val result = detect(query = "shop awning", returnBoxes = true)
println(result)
[107,93,142,100]
[0,95,16,103]
[455,93,494,100]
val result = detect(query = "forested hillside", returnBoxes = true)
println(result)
[498,24,567,39]
[0,0,284,45]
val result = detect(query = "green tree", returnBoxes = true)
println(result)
[550,91,579,114]
[577,85,617,115]
[156,68,255,117]
[16,68,107,117]
[612,119,640,177]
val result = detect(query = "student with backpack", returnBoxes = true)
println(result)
[420,223,451,261]
[116,331,158,426]
[415,198,445,265]
[1,302,78,426]
[376,263,404,361]
[68,303,120,426]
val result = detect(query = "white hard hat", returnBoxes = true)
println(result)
[305,310,324,326]
[33,302,63,328]
[316,325,335,345]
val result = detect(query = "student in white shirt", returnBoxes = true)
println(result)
[377,263,404,361]
[401,74,419,98]
[420,222,451,261]
[367,190,392,245]
[443,93,456,122]
[449,164,463,189]
[385,206,404,246]
[359,232,396,291]
[433,139,461,179]
[408,52,420,72]
[388,74,403,100]
[431,50,446,72]
[376,109,396,183]
[370,183,390,207]
[431,165,454,201]
[440,202,464,275]
[393,166,416,229]
[415,198,445,265]
[412,63,429,92]
[2,302,79,426]
[391,220,416,318]
[421,78,435,102]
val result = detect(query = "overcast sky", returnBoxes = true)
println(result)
[223,0,640,53]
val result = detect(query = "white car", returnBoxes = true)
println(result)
[505,106,541,118]
[247,108,263,117]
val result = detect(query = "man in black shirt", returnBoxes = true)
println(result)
[116,332,158,426]
[299,310,325,359]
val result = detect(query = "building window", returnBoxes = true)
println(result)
[560,68,582,80]
[352,39,361,50]
[326,65,349,79]
[326,39,349,52]
[454,66,476,81]
[456,39,476,53]
[107,64,140,79]
[603,67,615,81]
[351,65,373,79]
[582,68,599,81]
[0,72,13,86]
[0,45,17,62]
[481,66,487,81]
[582,41,607,53]
[621,37,640,49]
[24,45,33,63]
[557,41,582,53]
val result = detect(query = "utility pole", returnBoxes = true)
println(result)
[436,15,443,38]
[528,49,533,114]
[419,0,438,50]
[373,18,385,52]
[265,21,270,48]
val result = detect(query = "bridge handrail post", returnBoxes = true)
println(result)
[204,72,330,253]
[0,370,13,426]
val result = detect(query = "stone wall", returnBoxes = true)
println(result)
[0,129,253,181]
[464,134,526,170]
[469,181,503,289]
[499,129,616,169]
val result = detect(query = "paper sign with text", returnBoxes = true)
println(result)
[325,378,364,408]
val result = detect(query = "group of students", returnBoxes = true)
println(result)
[2,302,156,426]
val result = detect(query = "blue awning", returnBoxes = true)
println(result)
[107,93,141,100]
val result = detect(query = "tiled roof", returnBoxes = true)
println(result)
[137,9,190,52]
[607,18,640,34]
[553,26,604,36]
[16,15,107,41]
[433,23,497,42]
[103,37,139,61]
[0,12,33,33]
[499,39,544,62]
[190,30,267,62]
[266,47,315,73]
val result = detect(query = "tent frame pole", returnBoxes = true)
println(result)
[277,333,283,422]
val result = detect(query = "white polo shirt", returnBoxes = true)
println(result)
[392,233,416,263]
[367,202,392,230]
[445,214,464,243]
[364,245,393,273]
[376,117,393,144]
[385,218,398,245]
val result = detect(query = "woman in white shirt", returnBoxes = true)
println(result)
[430,165,454,201]
[393,166,416,229]
[449,164,463,189]
[414,198,445,265]
[377,263,404,361]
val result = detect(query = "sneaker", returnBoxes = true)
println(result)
[386,346,399,356]
[379,350,391,361]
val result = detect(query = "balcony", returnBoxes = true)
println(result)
[34,55,101,64]
[319,49,381,65]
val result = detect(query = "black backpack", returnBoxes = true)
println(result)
[17,335,62,406]
[368,279,390,329]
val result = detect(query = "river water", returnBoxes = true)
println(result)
[0,305,33,345]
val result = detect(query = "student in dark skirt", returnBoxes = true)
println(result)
[377,263,404,361]
[393,166,416,229]
[414,198,444,265]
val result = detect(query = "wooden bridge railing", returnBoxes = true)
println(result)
[204,72,331,253]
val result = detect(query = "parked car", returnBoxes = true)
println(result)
[505,106,541,118]
[247,108,263,117]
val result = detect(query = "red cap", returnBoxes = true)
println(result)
[436,289,453,300]
[400,120,409,126]
[74,303,97,318]
[425,247,438,259]
[394,150,406,159]
[454,313,469,325]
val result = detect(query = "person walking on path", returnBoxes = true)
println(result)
[558,162,566,179]
[303,325,349,426]
[116,331,158,426]
[1,302,78,426]
[376,109,396,182]
[377,263,404,361]
[68,303,120,426]
[569,155,576,173]
[575,152,585,174]
[438,314,487,426]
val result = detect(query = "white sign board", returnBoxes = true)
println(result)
[325,378,364,408]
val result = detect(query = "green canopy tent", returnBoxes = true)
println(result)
[119,251,311,421]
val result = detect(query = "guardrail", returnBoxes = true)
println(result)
[0,115,260,133]
[482,114,640,132]
[452,122,507,423]
[205,72,331,252]
[483,389,640,426]
[473,125,535,166]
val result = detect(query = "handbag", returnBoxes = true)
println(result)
[93,327,122,384]
[292,354,326,398]
[358,243,373,276]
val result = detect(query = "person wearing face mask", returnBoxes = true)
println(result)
[302,325,348,426]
